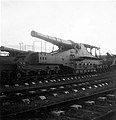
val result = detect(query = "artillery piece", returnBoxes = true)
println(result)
[31,30,102,74]
[0,46,29,80]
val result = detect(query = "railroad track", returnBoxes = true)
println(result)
[1,69,116,119]
[40,88,116,120]
[48,89,116,120]
[1,69,116,92]
[2,88,116,120]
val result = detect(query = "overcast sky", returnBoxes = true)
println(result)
[1,0,116,54]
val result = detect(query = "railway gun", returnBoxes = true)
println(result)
[31,30,103,75]
[0,31,112,83]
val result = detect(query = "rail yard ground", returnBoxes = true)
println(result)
[1,68,116,120]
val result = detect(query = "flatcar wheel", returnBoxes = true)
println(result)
[58,70,63,75]
[49,70,55,75]
[40,70,47,75]
[17,72,21,78]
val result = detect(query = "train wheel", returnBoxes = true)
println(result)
[40,70,47,75]
[58,70,63,75]
[49,70,55,75]
[17,72,21,78]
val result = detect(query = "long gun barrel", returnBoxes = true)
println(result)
[31,31,74,48]
[0,46,27,53]
[31,30,100,50]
